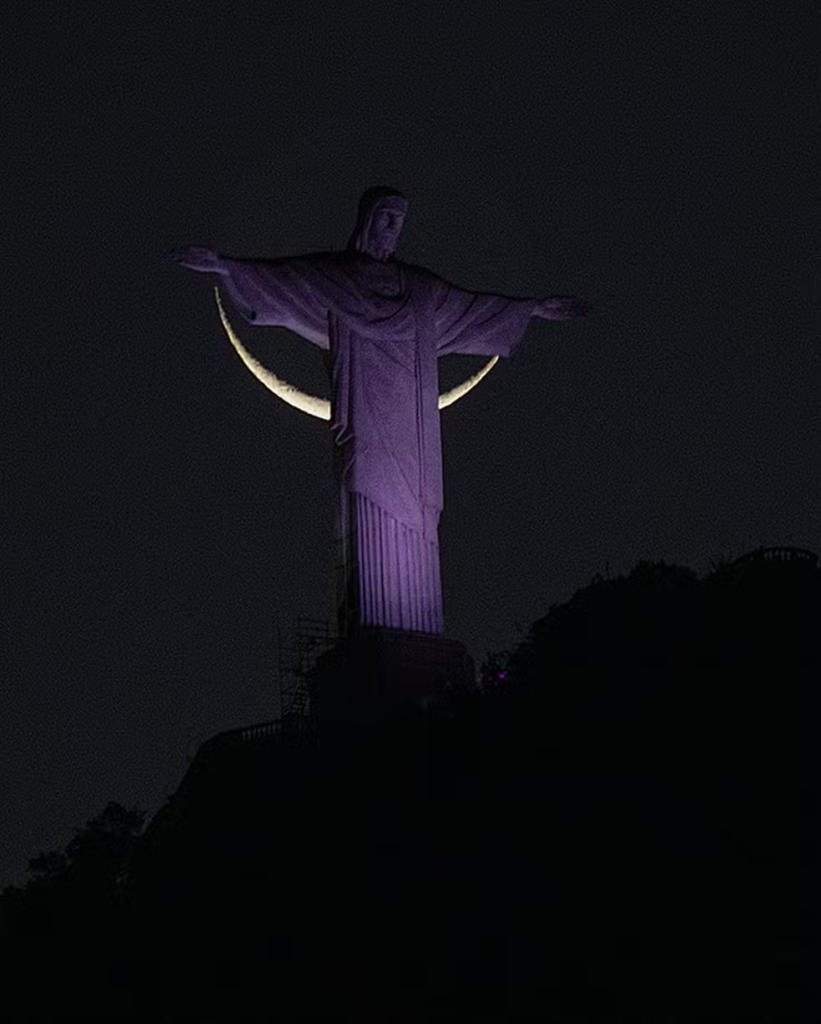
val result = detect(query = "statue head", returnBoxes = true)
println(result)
[347,186,407,261]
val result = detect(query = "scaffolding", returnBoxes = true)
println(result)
[277,616,337,720]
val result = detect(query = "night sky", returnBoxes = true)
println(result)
[3,3,817,886]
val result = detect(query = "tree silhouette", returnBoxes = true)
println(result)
[0,802,145,1010]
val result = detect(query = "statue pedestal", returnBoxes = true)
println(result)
[308,626,476,725]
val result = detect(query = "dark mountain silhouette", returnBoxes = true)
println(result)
[1,546,814,1016]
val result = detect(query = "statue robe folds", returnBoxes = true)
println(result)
[219,251,538,636]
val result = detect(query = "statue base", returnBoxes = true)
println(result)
[307,626,476,725]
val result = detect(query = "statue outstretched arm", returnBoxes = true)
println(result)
[172,246,329,348]
[532,296,593,320]
[432,274,539,358]
[171,246,227,275]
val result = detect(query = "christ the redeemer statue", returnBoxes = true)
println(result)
[174,187,590,639]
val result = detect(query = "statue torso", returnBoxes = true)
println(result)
[369,261,403,298]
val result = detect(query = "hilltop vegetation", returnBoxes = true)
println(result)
[2,550,814,1016]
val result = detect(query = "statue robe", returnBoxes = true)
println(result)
[219,251,538,636]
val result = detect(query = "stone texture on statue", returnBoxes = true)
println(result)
[334,488,445,636]
[213,187,540,637]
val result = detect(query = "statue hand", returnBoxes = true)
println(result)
[171,246,226,275]
[534,296,592,320]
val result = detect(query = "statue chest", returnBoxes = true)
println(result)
[367,263,405,299]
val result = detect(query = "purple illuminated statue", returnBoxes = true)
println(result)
[174,187,589,639]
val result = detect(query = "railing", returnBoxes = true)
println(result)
[731,546,818,567]
[204,714,314,751]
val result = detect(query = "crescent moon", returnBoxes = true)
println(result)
[214,286,498,420]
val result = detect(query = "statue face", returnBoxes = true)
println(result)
[368,206,405,260]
